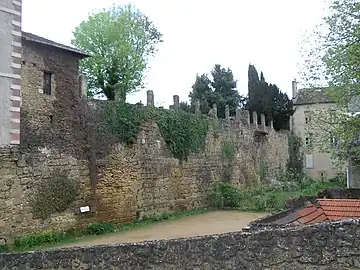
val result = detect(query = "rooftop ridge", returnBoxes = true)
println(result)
[21,31,90,58]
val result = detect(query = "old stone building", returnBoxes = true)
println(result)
[20,31,89,150]
[291,80,342,181]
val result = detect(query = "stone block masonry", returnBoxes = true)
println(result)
[1,219,360,269]
[0,27,289,243]
[0,112,289,243]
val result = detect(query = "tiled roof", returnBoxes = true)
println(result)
[318,199,360,221]
[272,199,360,226]
[22,31,90,58]
[294,88,335,105]
[295,204,327,225]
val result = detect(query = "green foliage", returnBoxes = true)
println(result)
[105,103,209,161]
[156,110,209,161]
[72,4,162,100]
[276,168,308,189]
[220,140,236,181]
[259,156,267,183]
[300,0,360,163]
[6,209,209,252]
[179,102,193,113]
[189,65,246,118]
[212,119,221,139]
[221,140,236,162]
[14,231,69,250]
[85,222,117,235]
[0,245,9,253]
[209,182,242,208]
[286,134,304,178]
[29,172,78,220]
[104,103,151,145]
[246,64,294,130]
[210,179,344,213]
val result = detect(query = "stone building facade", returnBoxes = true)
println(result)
[291,81,342,181]
[0,30,290,243]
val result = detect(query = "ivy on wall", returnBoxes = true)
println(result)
[104,103,209,161]
[286,133,303,174]
[220,140,236,181]
[29,171,79,220]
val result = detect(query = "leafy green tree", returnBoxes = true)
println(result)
[301,0,360,164]
[72,4,162,101]
[246,64,293,130]
[189,65,244,118]
[189,74,213,115]
[179,101,193,113]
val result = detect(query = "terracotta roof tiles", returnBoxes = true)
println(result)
[274,198,360,226]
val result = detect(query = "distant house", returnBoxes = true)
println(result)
[290,80,341,181]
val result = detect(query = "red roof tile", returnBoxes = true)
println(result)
[309,213,328,223]
[286,199,360,225]
[317,199,360,220]
[297,207,325,225]
[298,205,317,217]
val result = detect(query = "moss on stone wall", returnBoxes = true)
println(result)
[29,171,79,220]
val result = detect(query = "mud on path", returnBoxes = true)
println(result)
[55,211,267,249]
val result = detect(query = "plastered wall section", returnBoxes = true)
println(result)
[0,0,22,145]
[292,102,342,180]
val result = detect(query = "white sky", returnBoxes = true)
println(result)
[23,0,328,107]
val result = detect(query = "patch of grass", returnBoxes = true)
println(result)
[210,179,345,213]
[0,245,9,253]
[2,209,210,253]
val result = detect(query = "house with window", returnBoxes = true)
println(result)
[0,0,89,146]
[290,80,342,181]
[19,32,89,147]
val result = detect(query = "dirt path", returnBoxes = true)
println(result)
[56,211,266,249]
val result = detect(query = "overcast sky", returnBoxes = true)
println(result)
[22,0,328,107]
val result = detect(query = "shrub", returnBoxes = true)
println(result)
[105,103,209,161]
[210,182,242,208]
[209,178,346,213]
[0,245,9,253]
[14,231,68,250]
[85,222,117,235]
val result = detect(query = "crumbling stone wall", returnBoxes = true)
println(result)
[1,219,360,269]
[0,39,290,243]
[0,146,92,244]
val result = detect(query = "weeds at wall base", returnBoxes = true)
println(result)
[0,209,210,253]
[209,179,345,213]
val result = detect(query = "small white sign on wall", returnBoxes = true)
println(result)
[80,206,90,213]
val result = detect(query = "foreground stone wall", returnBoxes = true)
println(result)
[1,219,360,269]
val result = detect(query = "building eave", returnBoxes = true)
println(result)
[21,31,90,58]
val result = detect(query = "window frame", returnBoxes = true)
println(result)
[43,71,52,95]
